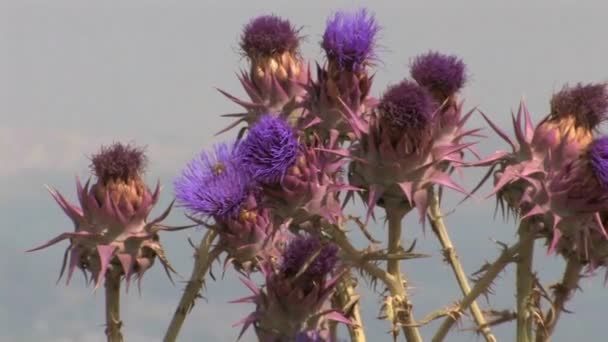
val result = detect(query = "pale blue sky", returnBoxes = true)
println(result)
[1,0,607,341]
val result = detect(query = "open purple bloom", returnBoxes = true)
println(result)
[280,235,339,281]
[241,15,300,57]
[238,114,299,185]
[174,142,251,221]
[410,51,466,101]
[322,8,379,72]
[589,137,608,189]
[550,82,608,129]
[379,80,435,141]
[90,142,147,183]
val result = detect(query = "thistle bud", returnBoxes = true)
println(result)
[218,15,308,133]
[29,143,181,290]
[532,83,608,161]
[345,81,468,223]
[241,15,302,84]
[378,80,435,151]
[232,235,349,341]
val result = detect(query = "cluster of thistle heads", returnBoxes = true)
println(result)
[30,7,608,341]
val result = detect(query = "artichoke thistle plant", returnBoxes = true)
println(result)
[28,7,608,342]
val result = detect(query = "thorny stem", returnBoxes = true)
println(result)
[164,230,219,342]
[428,189,496,342]
[433,239,525,342]
[516,221,535,342]
[333,272,367,342]
[385,205,423,342]
[535,258,582,342]
[324,221,423,341]
[105,267,123,342]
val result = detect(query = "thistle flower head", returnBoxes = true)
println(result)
[238,114,299,185]
[174,142,251,221]
[550,83,608,129]
[410,51,467,102]
[322,8,379,72]
[90,142,147,184]
[241,15,300,58]
[378,80,435,146]
[280,235,339,283]
[29,144,183,291]
[233,235,348,341]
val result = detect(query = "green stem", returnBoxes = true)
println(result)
[535,258,582,342]
[386,206,423,342]
[105,267,123,342]
[164,230,219,342]
[516,222,535,342]
[428,189,496,342]
[433,240,524,342]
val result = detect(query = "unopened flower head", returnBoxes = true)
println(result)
[174,142,251,221]
[550,82,608,130]
[232,235,347,341]
[90,142,147,183]
[322,8,379,72]
[29,143,182,291]
[241,15,300,58]
[89,142,148,208]
[410,51,467,103]
[238,114,299,185]
[280,235,339,285]
[379,80,435,147]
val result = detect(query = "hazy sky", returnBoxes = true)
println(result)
[2,1,608,341]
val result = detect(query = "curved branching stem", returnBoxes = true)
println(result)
[105,267,123,342]
[433,239,526,341]
[535,258,583,342]
[428,188,496,342]
[164,230,220,342]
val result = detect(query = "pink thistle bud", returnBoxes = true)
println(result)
[213,195,287,273]
[337,82,473,224]
[28,143,185,291]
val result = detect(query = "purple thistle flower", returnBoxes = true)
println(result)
[90,142,147,183]
[280,235,339,281]
[322,8,380,72]
[550,82,608,129]
[410,51,467,101]
[589,137,608,189]
[241,15,300,57]
[379,80,435,136]
[174,143,251,221]
[238,114,299,185]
